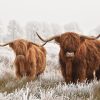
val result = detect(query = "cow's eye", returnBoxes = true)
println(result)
[63,48,67,52]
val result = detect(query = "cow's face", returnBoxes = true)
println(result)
[0,39,40,56]
[36,32,99,58]
[55,33,80,57]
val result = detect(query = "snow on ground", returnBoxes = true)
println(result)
[0,46,15,79]
[0,43,99,100]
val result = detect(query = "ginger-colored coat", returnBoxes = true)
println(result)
[37,32,100,83]
[0,39,46,80]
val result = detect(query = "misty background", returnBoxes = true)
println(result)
[0,0,100,43]
[0,0,100,100]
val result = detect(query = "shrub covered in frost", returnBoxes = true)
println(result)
[0,43,99,100]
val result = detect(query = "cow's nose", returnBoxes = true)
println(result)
[65,52,74,57]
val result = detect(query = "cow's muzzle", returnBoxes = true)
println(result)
[65,52,75,57]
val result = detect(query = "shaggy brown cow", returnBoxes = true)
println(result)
[25,42,46,80]
[36,32,100,83]
[0,39,46,80]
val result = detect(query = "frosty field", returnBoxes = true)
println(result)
[0,43,100,100]
[0,0,100,99]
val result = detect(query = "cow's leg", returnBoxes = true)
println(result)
[86,71,94,82]
[15,68,22,80]
[14,55,26,80]
[36,55,46,77]
[78,67,86,83]
[59,57,66,79]
[27,63,37,81]
[65,59,72,83]
[87,66,100,82]
[96,66,100,80]
[59,57,72,83]
[78,61,87,83]
[73,59,87,83]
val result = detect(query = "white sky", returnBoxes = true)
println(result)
[0,0,100,31]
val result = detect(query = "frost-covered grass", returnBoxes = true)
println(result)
[0,43,100,100]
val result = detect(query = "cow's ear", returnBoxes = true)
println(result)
[55,36,61,43]
[80,36,86,42]
[27,42,32,49]
[9,42,14,48]
[80,35,91,43]
[80,35,96,43]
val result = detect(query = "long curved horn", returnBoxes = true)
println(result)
[0,42,13,46]
[36,32,59,46]
[28,41,40,47]
[95,34,100,39]
[80,34,100,40]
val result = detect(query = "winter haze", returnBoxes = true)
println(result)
[0,0,100,32]
[0,0,100,100]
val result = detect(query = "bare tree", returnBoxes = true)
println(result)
[51,23,63,34]
[25,22,41,42]
[64,22,82,33]
[0,20,5,42]
[8,20,23,40]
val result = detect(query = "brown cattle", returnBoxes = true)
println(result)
[25,42,46,80]
[0,39,46,80]
[36,32,100,83]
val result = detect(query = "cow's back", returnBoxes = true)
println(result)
[26,44,46,75]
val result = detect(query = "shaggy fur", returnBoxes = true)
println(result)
[14,55,26,79]
[25,43,46,80]
[56,32,100,83]
[37,32,100,83]
[36,32,100,83]
[93,40,100,80]
[9,39,28,56]
[1,39,46,80]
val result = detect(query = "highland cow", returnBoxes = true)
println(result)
[0,39,46,80]
[25,42,46,80]
[36,32,100,83]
